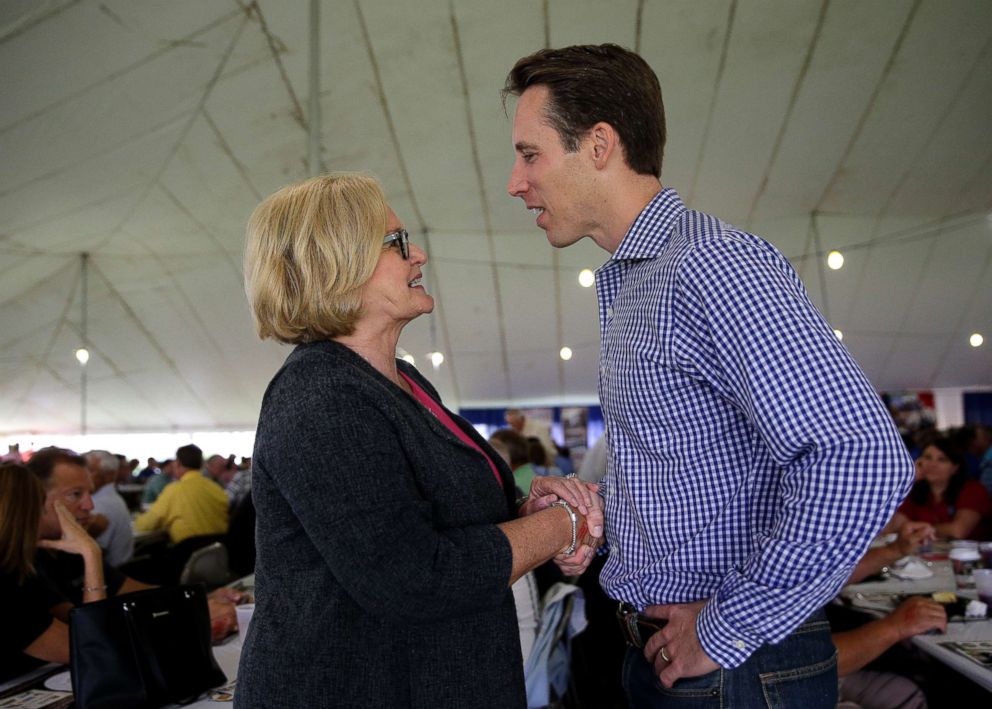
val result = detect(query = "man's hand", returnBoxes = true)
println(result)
[892,521,936,557]
[642,600,720,688]
[884,596,947,640]
[204,588,250,642]
[207,597,238,642]
[521,477,602,523]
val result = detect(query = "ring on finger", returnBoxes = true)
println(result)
[659,646,671,663]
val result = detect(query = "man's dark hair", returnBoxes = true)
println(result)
[489,429,529,469]
[26,446,86,485]
[176,444,203,471]
[525,437,548,466]
[503,43,665,177]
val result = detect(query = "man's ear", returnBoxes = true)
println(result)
[587,122,619,168]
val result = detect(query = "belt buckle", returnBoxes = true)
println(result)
[616,602,665,649]
[617,603,645,648]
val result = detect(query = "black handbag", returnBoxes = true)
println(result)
[69,584,227,709]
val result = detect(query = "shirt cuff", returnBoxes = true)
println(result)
[696,599,761,668]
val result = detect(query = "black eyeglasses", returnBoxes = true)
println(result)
[383,229,410,259]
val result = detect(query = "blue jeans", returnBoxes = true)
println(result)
[623,610,837,708]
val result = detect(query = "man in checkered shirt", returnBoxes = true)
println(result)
[504,44,913,707]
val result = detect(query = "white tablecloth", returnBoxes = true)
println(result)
[178,635,244,708]
[841,558,991,691]
[912,620,992,692]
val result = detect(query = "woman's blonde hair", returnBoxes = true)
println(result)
[244,173,388,343]
[0,463,45,583]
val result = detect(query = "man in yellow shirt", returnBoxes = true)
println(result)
[135,444,228,544]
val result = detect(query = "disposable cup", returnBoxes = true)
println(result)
[980,542,992,567]
[974,569,992,607]
[236,603,255,640]
[950,548,981,589]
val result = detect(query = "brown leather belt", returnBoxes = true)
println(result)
[616,602,667,649]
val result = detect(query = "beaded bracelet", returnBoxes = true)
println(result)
[550,499,578,556]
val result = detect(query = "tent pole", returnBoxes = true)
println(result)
[80,253,89,436]
[308,0,321,177]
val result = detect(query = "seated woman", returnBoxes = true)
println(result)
[237,173,603,709]
[0,463,107,681]
[885,436,992,540]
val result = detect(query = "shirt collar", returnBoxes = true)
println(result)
[610,188,686,261]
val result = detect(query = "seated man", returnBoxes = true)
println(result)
[834,596,946,709]
[135,444,229,544]
[205,454,237,487]
[84,449,134,567]
[142,459,173,504]
[26,448,240,642]
[831,520,943,709]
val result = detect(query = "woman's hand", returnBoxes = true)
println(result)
[37,501,102,560]
[38,501,107,602]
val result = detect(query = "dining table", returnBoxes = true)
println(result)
[0,576,255,708]
[841,553,992,693]
[166,573,255,707]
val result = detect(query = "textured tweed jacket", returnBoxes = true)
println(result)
[236,341,525,709]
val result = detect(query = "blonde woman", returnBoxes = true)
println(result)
[237,174,602,708]
[0,463,106,680]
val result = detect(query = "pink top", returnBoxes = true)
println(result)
[400,372,504,488]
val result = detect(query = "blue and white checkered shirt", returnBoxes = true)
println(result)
[596,188,913,668]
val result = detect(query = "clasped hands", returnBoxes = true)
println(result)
[519,475,604,575]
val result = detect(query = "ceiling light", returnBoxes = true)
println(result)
[401,354,415,365]
[833,329,843,341]
[970,333,984,348]
[430,351,444,368]
[578,269,595,288]
[559,346,573,361]
[826,251,844,270]
[75,348,90,365]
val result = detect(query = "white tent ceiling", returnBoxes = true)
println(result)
[1,0,990,435]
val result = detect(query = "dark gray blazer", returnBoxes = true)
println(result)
[236,341,525,708]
